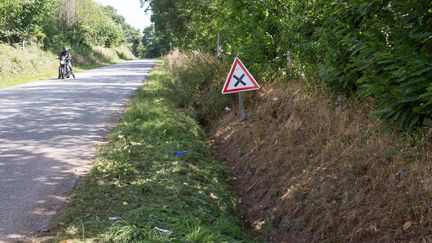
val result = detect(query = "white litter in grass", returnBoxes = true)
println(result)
[154,226,173,235]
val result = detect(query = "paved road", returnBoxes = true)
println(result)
[0,59,155,241]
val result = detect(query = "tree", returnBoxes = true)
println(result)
[0,0,56,44]
[140,25,169,57]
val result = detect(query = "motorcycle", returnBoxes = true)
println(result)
[59,56,75,79]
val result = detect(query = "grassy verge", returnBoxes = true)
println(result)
[51,64,244,242]
[0,71,57,88]
[0,63,115,88]
[0,44,134,89]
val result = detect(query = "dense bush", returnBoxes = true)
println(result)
[0,0,55,44]
[314,1,432,128]
[144,0,432,129]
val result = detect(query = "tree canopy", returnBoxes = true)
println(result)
[142,0,432,130]
[0,0,142,53]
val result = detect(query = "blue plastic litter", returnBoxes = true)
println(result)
[174,151,188,156]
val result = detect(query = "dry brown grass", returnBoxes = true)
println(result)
[211,81,432,242]
[163,50,232,122]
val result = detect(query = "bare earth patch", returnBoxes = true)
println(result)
[210,82,432,242]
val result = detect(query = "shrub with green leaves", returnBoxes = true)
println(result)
[317,1,432,128]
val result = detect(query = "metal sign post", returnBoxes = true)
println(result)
[222,57,260,121]
[216,33,222,58]
[238,93,245,121]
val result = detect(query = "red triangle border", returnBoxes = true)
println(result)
[222,58,260,94]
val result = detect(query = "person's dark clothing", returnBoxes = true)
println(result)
[58,50,74,78]
[59,50,70,59]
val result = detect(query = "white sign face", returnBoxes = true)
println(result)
[222,57,260,94]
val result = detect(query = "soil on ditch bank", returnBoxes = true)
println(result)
[209,82,432,242]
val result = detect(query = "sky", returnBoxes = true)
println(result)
[94,0,152,31]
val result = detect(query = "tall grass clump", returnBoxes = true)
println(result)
[114,45,136,60]
[163,50,233,123]
[0,43,58,87]
[74,45,135,66]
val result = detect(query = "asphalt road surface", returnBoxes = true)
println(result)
[0,59,155,241]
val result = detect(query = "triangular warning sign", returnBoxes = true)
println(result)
[222,57,260,94]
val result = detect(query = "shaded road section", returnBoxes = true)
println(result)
[0,59,155,241]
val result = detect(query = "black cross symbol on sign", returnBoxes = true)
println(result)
[233,74,246,87]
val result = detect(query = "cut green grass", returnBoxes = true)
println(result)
[51,64,244,242]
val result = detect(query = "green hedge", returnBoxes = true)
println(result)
[318,1,432,128]
[279,0,432,129]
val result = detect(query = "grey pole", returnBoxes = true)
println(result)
[238,92,245,121]
[287,51,292,70]
[217,33,222,58]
